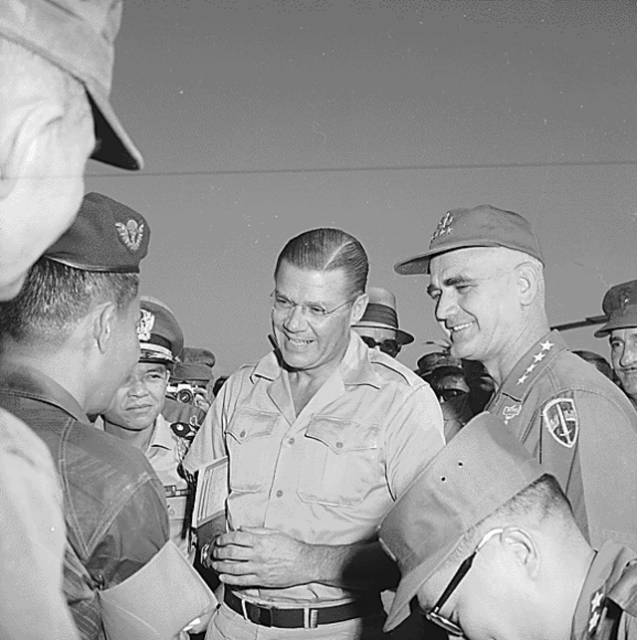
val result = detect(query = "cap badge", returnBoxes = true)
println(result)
[116,219,145,252]
[617,285,633,309]
[430,212,454,245]
[137,309,155,342]
[542,398,578,448]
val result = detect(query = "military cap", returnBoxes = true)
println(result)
[137,296,184,364]
[0,0,142,170]
[416,352,462,378]
[394,204,544,275]
[353,287,414,345]
[594,280,637,338]
[379,412,543,631]
[44,192,150,273]
[171,362,212,383]
[180,347,216,369]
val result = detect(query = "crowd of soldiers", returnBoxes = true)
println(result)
[1,2,637,640]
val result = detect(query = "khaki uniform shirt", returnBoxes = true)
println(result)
[146,414,193,559]
[184,333,444,606]
[444,331,637,548]
[573,542,637,640]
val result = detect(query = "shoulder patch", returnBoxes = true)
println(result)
[542,398,579,448]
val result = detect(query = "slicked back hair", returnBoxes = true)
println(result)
[0,258,139,347]
[275,228,369,298]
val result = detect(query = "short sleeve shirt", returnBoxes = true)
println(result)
[184,333,445,605]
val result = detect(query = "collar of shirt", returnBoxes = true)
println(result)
[572,542,637,639]
[147,414,174,452]
[250,332,383,390]
[0,364,89,423]
[496,330,567,403]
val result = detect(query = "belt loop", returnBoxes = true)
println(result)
[304,607,319,629]
[240,596,248,621]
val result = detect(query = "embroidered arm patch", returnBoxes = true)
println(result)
[542,397,579,448]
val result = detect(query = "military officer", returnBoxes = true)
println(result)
[380,412,637,640]
[594,280,637,411]
[102,296,197,559]
[395,204,637,549]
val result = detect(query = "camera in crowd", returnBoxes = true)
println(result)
[166,381,208,405]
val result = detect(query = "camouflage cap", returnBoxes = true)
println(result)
[44,192,150,273]
[594,280,637,338]
[395,205,544,275]
[416,352,462,377]
[0,0,142,170]
[138,296,184,364]
[379,412,543,631]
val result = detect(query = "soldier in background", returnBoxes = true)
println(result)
[352,286,414,358]
[594,280,637,411]
[102,296,198,560]
[573,350,614,382]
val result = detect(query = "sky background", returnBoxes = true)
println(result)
[86,0,636,377]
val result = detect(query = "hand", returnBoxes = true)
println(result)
[211,527,312,588]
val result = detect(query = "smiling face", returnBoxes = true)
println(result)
[103,361,170,432]
[271,261,367,380]
[428,248,524,371]
[609,328,637,401]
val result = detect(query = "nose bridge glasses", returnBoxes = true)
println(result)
[360,335,401,358]
[271,291,352,321]
[425,527,504,636]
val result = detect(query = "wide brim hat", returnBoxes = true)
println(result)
[394,205,544,275]
[352,287,414,345]
[0,0,142,170]
[594,280,637,338]
[379,412,543,631]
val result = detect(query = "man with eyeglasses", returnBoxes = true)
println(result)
[184,227,444,639]
[380,411,637,640]
[352,287,414,359]
[395,204,637,550]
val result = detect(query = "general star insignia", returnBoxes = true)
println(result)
[430,212,454,244]
[587,589,604,634]
[137,309,155,341]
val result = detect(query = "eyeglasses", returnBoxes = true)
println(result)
[424,528,504,636]
[360,335,401,358]
[271,291,353,322]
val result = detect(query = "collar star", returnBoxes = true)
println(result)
[588,609,601,633]
[540,340,554,351]
[533,352,546,363]
[591,591,603,611]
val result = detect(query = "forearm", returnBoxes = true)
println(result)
[303,540,399,592]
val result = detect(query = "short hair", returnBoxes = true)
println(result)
[573,350,614,380]
[0,258,138,347]
[275,228,369,297]
[444,474,574,566]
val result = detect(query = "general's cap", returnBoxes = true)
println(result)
[394,205,544,275]
[353,287,414,345]
[594,280,637,338]
[44,192,150,273]
[379,412,543,631]
[0,0,142,170]
[137,296,184,364]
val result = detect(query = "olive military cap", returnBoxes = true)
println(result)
[594,280,637,338]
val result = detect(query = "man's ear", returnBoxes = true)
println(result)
[516,263,540,306]
[350,292,369,325]
[500,526,540,579]
[91,301,118,354]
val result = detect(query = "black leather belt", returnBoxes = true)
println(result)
[223,588,382,629]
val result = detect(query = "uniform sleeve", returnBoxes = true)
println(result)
[0,411,80,640]
[570,391,637,549]
[88,462,170,588]
[383,382,445,500]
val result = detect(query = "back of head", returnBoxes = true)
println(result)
[275,227,369,297]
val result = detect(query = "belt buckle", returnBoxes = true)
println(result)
[242,599,273,628]
[303,607,319,629]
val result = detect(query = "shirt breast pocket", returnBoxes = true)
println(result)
[297,417,380,508]
[226,412,278,493]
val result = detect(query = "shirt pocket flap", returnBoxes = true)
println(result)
[226,411,278,444]
[305,417,379,453]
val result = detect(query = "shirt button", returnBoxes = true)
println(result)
[240,430,246,437]
[288,437,295,445]
[336,441,343,449]
[276,490,283,498]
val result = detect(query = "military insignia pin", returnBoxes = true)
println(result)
[502,404,522,424]
[137,309,155,341]
[430,211,454,245]
[542,398,579,448]
[115,219,145,252]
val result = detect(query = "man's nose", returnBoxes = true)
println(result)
[284,303,306,331]
[434,290,457,322]
[620,344,637,368]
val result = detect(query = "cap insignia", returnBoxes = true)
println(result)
[116,220,145,252]
[430,211,454,245]
[137,309,155,342]
[542,398,578,448]
[617,285,633,309]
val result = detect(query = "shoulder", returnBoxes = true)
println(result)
[368,350,429,390]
